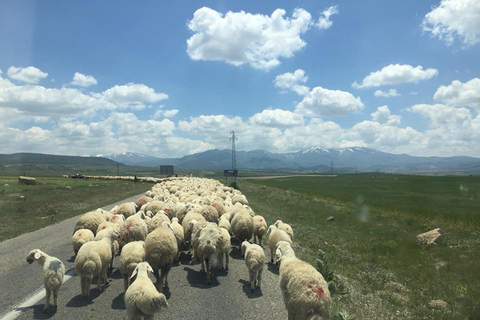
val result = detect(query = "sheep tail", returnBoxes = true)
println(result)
[82,260,96,275]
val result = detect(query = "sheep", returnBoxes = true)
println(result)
[74,228,118,300]
[117,202,138,219]
[95,228,120,270]
[145,223,178,291]
[182,212,206,246]
[170,217,185,252]
[73,210,106,236]
[120,241,146,292]
[144,201,165,215]
[218,216,231,233]
[211,201,226,217]
[135,196,152,209]
[192,222,223,284]
[97,221,120,234]
[275,220,294,240]
[218,227,231,270]
[241,241,265,292]
[148,211,170,233]
[231,209,254,246]
[26,249,65,312]
[109,214,125,227]
[119,214,148,250]
[267,225,293,263]
[124,262,168,320]
[279,256,332,320]
[232,194,248,205]
[201,205,219,223]
[72,229,94,256]
[274,240,296,267]
[253,215,268,245]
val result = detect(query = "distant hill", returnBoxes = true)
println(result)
[98,147,480,174]
[0,153,118,165]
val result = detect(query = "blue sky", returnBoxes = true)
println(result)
[0,0,479,158]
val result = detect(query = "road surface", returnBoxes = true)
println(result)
[0,192,288,320]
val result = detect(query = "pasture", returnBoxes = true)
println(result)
[0,176,152,242]
[241,174,480,319]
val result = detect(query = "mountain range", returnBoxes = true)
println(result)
[97,147,480,174]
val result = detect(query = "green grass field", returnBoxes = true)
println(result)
[240,174,480,320]
[0,176,152,242]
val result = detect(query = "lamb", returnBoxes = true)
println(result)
[217,227,231,270]
[119,241,146,292]
[192,222,223,284]
[117,202,138,219]
[145,223,178,291]
[218,216,231,233]
[170,217,185,252]
[274,220,294,240]
[74,228,118,300]
[231,209,254,246]
[267,225,293,263]
[73,210,106,236]
[241,241,265,292]
[72,229,94,256]
[119,214,149,250]
[26,249,65,312]
[124,262,168,320]
[279,256,332,320]
[253,215,268,245]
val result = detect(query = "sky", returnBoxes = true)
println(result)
[0,0,479,158]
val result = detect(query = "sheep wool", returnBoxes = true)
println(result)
[253,215,268,245]
[231,209,254,244]
[275,220,294,240]
[73,210,106,236]
[119,241,146,292]
[218,227,231,270]
[119,215,148,249]
[72,229,94,256]
[241,241,265,292]
[279,257,332,320]
[125,262,168,320]
[26,249,65,312]
[116,202,138,219]
[267,225,293,263]
[193,222,222,284]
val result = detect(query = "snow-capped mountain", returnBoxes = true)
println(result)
[95,147,480,173]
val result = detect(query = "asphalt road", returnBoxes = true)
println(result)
[0,192,288,320]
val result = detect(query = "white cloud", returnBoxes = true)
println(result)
[315,6,338,30]
[295,86,364,116]
[433,78,480,112]
[7,66,48,84]
[100,83,168,108]
[71,72,97,87]
[374,89,400,97]
[249,108,304,127]
[352,64,438,88]
[186,7,312,70]
[163,109,179,118]
[422,0,480,47]
[274,69,309,95]
[370,105,401,125]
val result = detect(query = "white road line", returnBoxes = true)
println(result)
[0,268,75,320]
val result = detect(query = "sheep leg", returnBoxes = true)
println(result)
[80,277,86,297]
[85,276,92,301]
[97,272,102,291]
[206,259,211,284]
[153,269,163,291]
[249,270,255,292]
[259,235,263,247]
[270,248,274,263]
[257,269,263,289]
[253,234,257,244]
[102,263,109,285]
[225,253,229,271]
[219,253,224,270]
[200,260,205,273]
[44,288,50,312]
[53,289,58,310]
[162,266,170,287]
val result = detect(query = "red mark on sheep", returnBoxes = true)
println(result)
[125,223,131,231]
[315,286,325,299]
[78,233,81,236]
[259,218,263,222]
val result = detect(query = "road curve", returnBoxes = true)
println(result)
[0,192,288,320]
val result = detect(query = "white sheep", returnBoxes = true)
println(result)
[72,229,94,256]
[170,217,185,252]
[274,240,296,267]
[267,225,293,263]
[232,194,249,205]
[26,249,65,312]
[192,222,222,284]
[148,211,170,233]
[218,227,231,270]
[73,210,106,236]
[274,219,294,240]
[241,241,265,292]
[145,223,178,291]
[218,216,231,233]
[117,202,138,219]
[201,205,219,223]
[279,256,332,320]
[182,212,206,246]
[124,262,168,320]
[95,228,120,270]
[119,214,148,250]
[231,209,254,246]
[120,241,146,292]
[74,228,118,300]
[253,215,268,245]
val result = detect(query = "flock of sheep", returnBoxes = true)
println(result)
[26,177,332,320]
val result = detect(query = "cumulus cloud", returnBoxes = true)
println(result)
[433,78,480,112]
[99,83,168,108]
[7,66,48,84]
[370,105,401,125]
[71,72,97,87]
[154,106,179,119]
[315,6,338,30]
[352,64,438,88]
[422,0,480,47]
[295,86,364,116]
[249,108,304,127]
[186,7,312,70]
[274,69,309,95]
[374,89,400,97]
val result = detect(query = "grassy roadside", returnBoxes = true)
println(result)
[239,174,480,319]
[0,176,152,242]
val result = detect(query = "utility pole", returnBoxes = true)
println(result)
[331,161,333,175]
[230,131,238,182]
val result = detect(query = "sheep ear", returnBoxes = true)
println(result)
[130,266,138,280]
[34,252,42,260]
[146,264,154,273]
[267,226,272,235]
